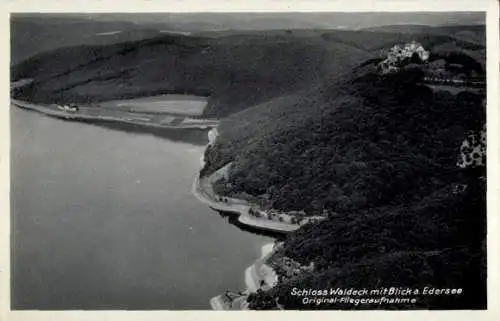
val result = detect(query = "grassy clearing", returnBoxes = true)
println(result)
[98,94,208,116]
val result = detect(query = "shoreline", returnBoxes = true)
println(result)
[11,99,219,130]
[244,243,279,292]
[191,170,301,234]
[13,97,308,234]
[13,95,284,311]
[192,132,294,310]
[210,242,279,310]
[192,137,305,234]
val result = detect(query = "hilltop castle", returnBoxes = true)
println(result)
[378,41,430,74]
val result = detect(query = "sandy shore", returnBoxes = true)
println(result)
[245,243,279,292]
[210,242,279,310]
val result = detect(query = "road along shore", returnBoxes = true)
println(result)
[210,242,279,310]
[191,170,301,234]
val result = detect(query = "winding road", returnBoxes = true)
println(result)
[192,164,301,234]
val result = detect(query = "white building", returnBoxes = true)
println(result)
[62,105,78,112]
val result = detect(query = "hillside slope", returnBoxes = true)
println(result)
[201,30,486,309]
[10,15,171,64]
[11,26,483,118]
[11,32,369,118]
[247,170,486,309]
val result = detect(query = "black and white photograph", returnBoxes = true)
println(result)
[4,3,497,315]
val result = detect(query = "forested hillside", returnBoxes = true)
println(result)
[247,169,485,309]
[11,25,483,118]
[11,31,367,118]
[203,67,484,212]
[200,26,486,309]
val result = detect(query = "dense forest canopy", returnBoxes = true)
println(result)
[204,68,484,214]
[201,26,486,310]
[247,169,486,309]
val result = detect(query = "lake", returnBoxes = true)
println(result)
[10,106,271,310]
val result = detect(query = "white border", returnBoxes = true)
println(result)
[1,1,499,321]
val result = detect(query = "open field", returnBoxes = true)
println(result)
[11,99,218,130]
[98,94,208,116]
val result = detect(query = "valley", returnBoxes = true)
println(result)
[10,14,487,310]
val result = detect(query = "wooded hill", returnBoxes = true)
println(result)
[11,25,484,118]
[200,26,486,309]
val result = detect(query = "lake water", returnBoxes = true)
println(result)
[11,107,271,310]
